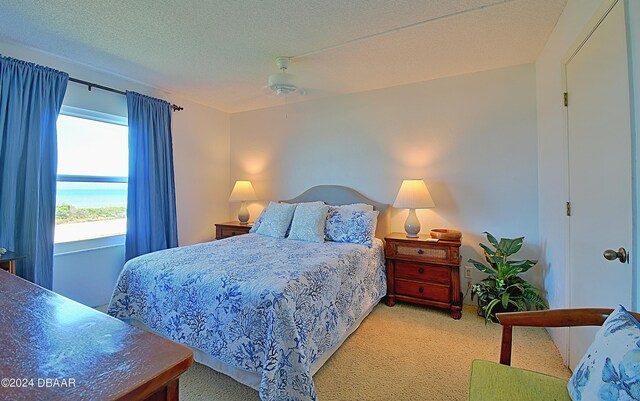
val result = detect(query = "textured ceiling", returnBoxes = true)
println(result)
[0,0,566,113]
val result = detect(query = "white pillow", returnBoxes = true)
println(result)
[282,201,325,207]
[254,201,297,238]
[250,201,324,233]
[567,305,640,401]
[287,204,329,243]
[249,209,265,233]
[332,203,374,212]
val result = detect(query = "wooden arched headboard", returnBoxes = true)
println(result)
[283,185,389,238]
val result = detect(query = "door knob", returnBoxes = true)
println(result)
[603,248,628,263]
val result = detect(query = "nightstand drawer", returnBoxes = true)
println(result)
[389,242,458,264]
[220,227,245,238]
[395,279,450,303]
[395,261,450,284]
[215,221,253,240]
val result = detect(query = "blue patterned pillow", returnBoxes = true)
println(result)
[324,209,379,247]
[254,202,297,238]
[567,305,640,401]
[287,204,329,243]
[323,204,374,238]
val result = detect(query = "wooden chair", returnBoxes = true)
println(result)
[468,308,640,401]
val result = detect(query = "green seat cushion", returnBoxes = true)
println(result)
[468,360,570,401]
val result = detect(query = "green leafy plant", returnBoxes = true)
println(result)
[469,232,548,323]
[55,203,126,224]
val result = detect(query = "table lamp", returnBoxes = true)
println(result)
[393,179,435,238]
[229,180,257,225]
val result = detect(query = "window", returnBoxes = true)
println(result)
[55,110,128,243]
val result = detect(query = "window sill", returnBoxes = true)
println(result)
[55,219,127,244]
[54,234,125,256]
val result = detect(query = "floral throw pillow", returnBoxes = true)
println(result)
[287,204,329,243]
[567,305,640,401]
[254,201,297,239]
[324,208,379,247]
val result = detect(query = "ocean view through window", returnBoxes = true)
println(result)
[55,112,128,243]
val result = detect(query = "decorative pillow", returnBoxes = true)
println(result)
[324,209,379,247]
[287,204,329,243]
[252,201,324,234]
[285,201,325,207]
[249,209,266,233]
[250,201,323,233]
[323,203,375,241]
[567,305,640,401]
[331,203,374,212]
[254,201,297,238]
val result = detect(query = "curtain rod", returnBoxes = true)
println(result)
[68,77,184,112]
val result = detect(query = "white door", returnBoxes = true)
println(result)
[567,0,633,369]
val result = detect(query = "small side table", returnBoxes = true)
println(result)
[215,221,253,240]
[384,233,463,319]
[0,251,25,275]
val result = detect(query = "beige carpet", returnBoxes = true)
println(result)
[178,303,571,401]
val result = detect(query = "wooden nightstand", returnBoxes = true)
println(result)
[0,251,24,275]
[215,221,253,240]
[384,232,462,319]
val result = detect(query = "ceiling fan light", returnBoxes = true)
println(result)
[268,72,291,86]
[268,72,297,96]
[276,87,291,96]
[265,58,305,97]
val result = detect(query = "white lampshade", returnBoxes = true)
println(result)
[229,181,257,202]
[393,179,435,209]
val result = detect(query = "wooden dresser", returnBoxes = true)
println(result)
[0,270,193,400]
[384,232,462,319]
[215,221,253,240]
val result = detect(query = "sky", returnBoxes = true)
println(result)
[57,114,128,177]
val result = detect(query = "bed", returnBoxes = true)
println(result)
[107,186,389,401]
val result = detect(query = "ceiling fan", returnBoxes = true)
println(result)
[266,56,306,97]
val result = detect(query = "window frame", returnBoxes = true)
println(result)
[57,175,127,184]
[55,106,129,244]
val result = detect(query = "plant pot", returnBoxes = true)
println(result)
[477,301,519,323]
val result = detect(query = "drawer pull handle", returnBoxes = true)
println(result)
[418,287,425,293]
[231,232,236,235]
[417,249,424,255]
[418,267,424,274]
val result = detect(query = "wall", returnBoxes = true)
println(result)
[535,0,617,364]
[230,64,540,297]
[0,40,231,306]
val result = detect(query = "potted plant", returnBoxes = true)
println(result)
[469,232,548,323]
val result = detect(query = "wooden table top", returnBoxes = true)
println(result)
[0,270,193,401]
[385,232,462,245]
[215,221,254,227]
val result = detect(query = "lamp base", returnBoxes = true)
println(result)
[238,201,250,225]
[404,208,421,238]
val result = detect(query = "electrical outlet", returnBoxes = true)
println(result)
[464,266,473,279]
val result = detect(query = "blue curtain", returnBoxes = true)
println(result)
[0,55,68,289]
[125,91,178,260]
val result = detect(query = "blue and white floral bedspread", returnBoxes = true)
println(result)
[107,234,386,401]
